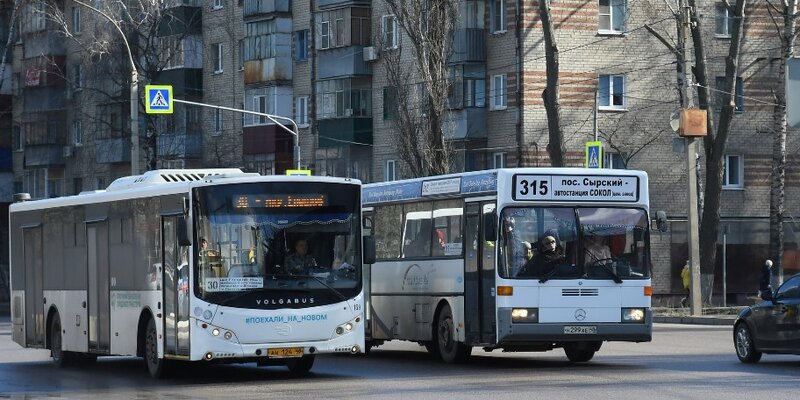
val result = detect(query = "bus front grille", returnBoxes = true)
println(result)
[561,288,599,297]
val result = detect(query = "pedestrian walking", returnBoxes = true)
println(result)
[680,261,690,307]
[758,259,773,300]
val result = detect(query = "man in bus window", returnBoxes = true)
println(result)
[584,234,611,266]
[523,235,565,276]
[285,239,317,275]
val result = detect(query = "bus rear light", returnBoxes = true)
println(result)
[497,286,513,296]
[643,286,652,296]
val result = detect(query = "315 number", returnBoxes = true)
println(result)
[519,179,549,196]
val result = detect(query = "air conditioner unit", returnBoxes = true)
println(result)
[362,46,378,62]
[62,146,72,157]
[344,108,353,117]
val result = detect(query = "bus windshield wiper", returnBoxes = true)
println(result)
[598,262,623,284]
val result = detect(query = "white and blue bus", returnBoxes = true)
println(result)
[362,168,655,363]
[9,169,371,377]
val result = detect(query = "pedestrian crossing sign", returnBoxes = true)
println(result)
[144,85,173,114]
[585,141,603,169]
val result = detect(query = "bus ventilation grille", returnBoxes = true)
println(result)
[561,288,599,297]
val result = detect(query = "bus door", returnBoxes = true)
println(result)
[23,226,45,348]
[162,216,190,356]
[86,222,110,353]
[464,202,497,345]
[362,210,374,340]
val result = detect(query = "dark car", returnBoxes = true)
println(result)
[733,273,800,363]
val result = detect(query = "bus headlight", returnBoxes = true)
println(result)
[212,328,220,336]
[335,317,360,336]
[621,308,646,323]
[511,308,538,323]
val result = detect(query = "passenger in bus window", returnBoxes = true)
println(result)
[285,239,317,275]
[584,234,612,266]
[523,235,565,276]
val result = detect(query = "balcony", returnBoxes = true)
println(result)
[244,57,293,84]
[95,138,132,164]
[450,29,486,64]
[22,31,65,58]
[22,56,67,88]
[157,133,202,158]
[242,125,293,155]
[445,108,487,140]
[317,118,372,148]
[23,87,67,112]
[244,0,290,18]
[24,145,65,167]
[158,4,202,36]
[156,69,203,96]
[317,0,370,8]
[318,46,371,79]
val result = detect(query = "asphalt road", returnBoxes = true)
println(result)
[1,320,798,399]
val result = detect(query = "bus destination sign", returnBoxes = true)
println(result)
[234,194,328,208]
[513,174,639,202]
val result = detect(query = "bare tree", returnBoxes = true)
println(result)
[383,0,457,177]
[539,0,565,167]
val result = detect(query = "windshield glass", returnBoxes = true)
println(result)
[499,207,650,280]
[193,182,361,309]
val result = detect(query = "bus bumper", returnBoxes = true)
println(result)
[496,308,652,344]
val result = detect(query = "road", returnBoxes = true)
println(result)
[1,321,798,399]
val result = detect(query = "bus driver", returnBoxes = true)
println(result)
[285,239,317,275]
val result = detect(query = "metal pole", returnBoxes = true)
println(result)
[594,88,598,142]
[679,0,702,316]
[723,228,727,307]
[130,69,139,174]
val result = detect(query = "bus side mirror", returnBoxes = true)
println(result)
[363,236,376,264]
[483,213,497,241]
[656,211,668,233]
[177,216,192,247]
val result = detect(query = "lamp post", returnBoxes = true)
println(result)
[76,1,139,175]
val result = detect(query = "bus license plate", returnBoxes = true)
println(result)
[563,326,597,334]
[267,347,304,358]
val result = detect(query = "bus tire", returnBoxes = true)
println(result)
[144,317,169,378]
[564,342,598,363]
[436,304,471,363]
[286,355,315,374]
[49,313,74,367]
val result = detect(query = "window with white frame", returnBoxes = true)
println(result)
[598,0,626,33]
[491,0,506,33]
[715,2,733,37]
[382,15,398,49]
[213,108,223,135]
[212,0,223,9]
[255,95,270,124]
[212,43,223,73]
[320,21,331,49]
[296,96,309,127]
[73,120,82,145]
[72,6,81,34]
[598,74,626,110]
[384,160,396,181]
[493,152,506,168]
[490,74,507,110]
[723,154,743,189]
[462,0,485,29]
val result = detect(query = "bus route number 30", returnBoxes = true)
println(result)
[515,175,550,200]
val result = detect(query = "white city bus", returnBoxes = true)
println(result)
[9,169,371,377]
[362,168,654,363]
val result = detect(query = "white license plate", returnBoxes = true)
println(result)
[563,326,597,334]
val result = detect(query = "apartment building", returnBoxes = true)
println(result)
[6,0,800,303]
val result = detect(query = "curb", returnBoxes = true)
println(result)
[654,316,735,326]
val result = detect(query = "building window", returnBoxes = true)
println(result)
[604,152,625,169]
[715,76,744,113]
[212,0,223,9]
[462,0,484,29]
[382,15,398,49]
[160,36,185,69]
[320,21,330,49]
[295,29,309,61]
[598,74,626,110]
[238,39,244,70]
[13,125,22,151]
[723,154,743,189]
[254,95,269,124]
[383,87,397,120]
[244,20,280,61]
[490,74,507,110]
[491,0,506,33]
[72,64,82,91]
[73,120,82,146]
[598,0,626,33]
[385,160,396,181]
[212,43,223,73]
[213,109,223,135]
[316,78,372,120]
[492,152,506,168]
[296,96,309,127]
[72,6,81,34]
[715,3,733,37]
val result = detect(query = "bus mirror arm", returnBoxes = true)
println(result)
[363,236,376,264]
[177,216,192,247]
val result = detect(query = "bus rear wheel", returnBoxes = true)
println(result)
[286,355,315,374]
[144,317,169,378]
[436,304,471,363]
[564,342,600,363]
[50,314,74,367]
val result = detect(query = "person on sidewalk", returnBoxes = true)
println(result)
[758,259,773,301]
[680,261,690,307]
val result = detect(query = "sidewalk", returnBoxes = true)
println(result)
[652,307,740,326]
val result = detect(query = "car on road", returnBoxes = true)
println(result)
[733,273,800,363]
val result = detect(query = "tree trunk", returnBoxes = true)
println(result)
[539,0,565,167]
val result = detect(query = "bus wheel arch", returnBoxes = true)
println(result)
[136,309,155,358]
[47,307,73,367]
[433,300,471,363]
[45,306,60,351]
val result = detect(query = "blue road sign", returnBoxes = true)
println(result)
[144,85,173,114]
[585,141,603,169]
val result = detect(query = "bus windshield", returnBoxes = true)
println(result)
[499,207,650,280]
[193,182,361,309]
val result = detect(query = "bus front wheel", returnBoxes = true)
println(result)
[436,304,471,363]
[564,341,600,363]
[286,355,315,374]
[144,317,169,378]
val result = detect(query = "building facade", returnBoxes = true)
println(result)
[6,0,800,304]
